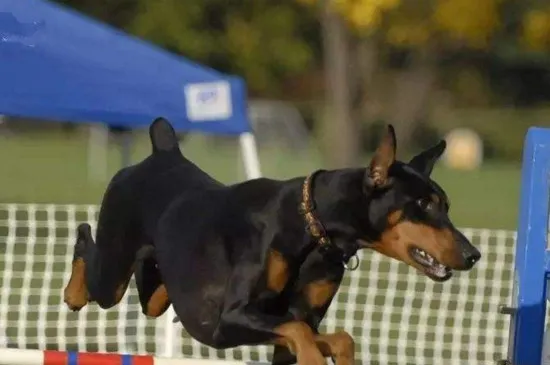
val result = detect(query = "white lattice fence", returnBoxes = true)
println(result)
[0,203,515,365]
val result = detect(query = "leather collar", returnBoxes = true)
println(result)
[298,169,360,270]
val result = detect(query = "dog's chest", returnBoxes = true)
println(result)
[263,248,344,313]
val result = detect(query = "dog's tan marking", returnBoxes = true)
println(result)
[146,284,171,317]
[63,258,89,310]
[430,193,440,204]
[315,331,355,365]
[304,279,337,308]
[387,210,403,226]
[369,221,463,270]
[270,327,354,365]
[437,227,462,266]
[266,249,290,293]
[273,321,326,365]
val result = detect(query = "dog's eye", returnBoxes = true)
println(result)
[416,198,434,211]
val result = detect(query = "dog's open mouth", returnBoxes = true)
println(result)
[409,246,452,282]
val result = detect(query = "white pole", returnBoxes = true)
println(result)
[0,348,44,365]
[238,132,262,179]
[163,306,176,358]
[87,123,108,182]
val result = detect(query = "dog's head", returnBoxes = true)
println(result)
[357,125,481,282]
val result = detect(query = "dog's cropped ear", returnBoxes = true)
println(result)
[364,124,396,191]
[408,140,446,177]
[149,117,179,154]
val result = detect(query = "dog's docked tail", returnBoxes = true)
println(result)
[149,117,180,154]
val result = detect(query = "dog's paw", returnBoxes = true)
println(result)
[77,223,92,240]
[63,286,88,312]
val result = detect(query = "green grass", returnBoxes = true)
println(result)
[0,129,522,230]
[431,162,521,230]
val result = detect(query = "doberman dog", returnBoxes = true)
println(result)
[63,117,481,365]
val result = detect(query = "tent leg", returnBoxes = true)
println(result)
[120,130,133,168]
[238,132,262,179]
[87,124,108,183]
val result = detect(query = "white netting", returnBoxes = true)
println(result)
[0,203,515,365]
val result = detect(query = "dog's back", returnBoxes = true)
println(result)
[99,118,223,243]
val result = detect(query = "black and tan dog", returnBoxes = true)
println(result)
[63,118,481,365]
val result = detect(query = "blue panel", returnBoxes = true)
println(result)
[512,127,550,365]
[0,0,252,135]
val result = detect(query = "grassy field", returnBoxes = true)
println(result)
[0,129,523,230]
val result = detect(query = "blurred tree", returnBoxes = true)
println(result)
[53,0,320,97]
[520,3,550,51]
[54,0,137,28]
[299,0,507,164]
[297,0,398,168]
[51,0,550,164]
[317,1,357,168]
[127,0,318,96]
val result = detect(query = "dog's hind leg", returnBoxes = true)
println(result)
[134,245,171,318]
[63,223,137,311]
[63,224,90,311]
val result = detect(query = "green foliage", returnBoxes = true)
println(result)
[55,0,138,28]
[298,0,502,48]
[54,0,320,96]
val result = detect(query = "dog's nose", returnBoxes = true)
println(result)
[463,248,481,269]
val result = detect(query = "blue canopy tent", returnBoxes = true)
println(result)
[0,0,261,179]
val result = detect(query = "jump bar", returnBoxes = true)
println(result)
[0,348,264,365]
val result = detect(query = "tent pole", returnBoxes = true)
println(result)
[87,124,108,183]
[120,130,133,168]
[238,132,262,179]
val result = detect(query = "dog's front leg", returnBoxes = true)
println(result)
[215,306,326,365]
[272,261,352,365]
[271,321,327,365]
[314,332,355,365]
[213,268,326,365]
[280,301,354,365]
[270,326,354,365]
